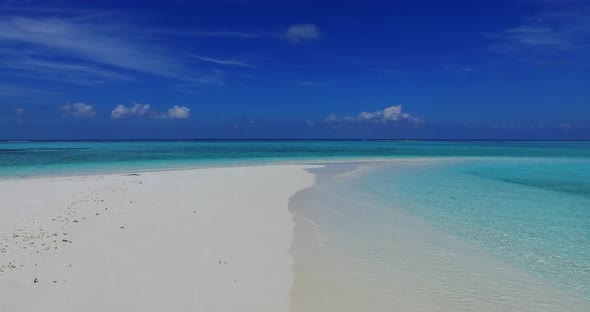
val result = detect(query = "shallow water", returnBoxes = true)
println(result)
[290,159,590,311]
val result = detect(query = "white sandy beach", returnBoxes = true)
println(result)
[0,165,316,312]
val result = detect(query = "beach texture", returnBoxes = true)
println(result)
[0,165,315,312]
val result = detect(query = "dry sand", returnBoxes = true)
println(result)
[0,165,316,312]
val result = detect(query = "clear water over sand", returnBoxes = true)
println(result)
[290,160,590,311]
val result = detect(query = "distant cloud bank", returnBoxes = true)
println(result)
[166,105,191,119]
[59,103,97,118]
[111,102,191,120]
[325,105,422,124]
[111,102,151,119]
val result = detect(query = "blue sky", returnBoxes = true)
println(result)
[0,0,589,139]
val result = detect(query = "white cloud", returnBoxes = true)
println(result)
[489,8,590,55]
[191,54,254,68]
[176,30,265,39]
[0,16,227,86]
[59,102,96,118]
[0,14,322,89]
[0,51,133,85]
[111,102,191,120]
[499,26,573,51]
[166,105,191,119]
[325,105,422,124]
[0,16,183,77]
[111,102,151,119]
[325,114,346,122]
[0,83,57,100]
[283,24,320,43]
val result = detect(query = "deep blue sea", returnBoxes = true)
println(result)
[2,140,590,309]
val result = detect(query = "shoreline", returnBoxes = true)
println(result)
[2,160,589,311]
[0,155,532,182]
[288,161,589,311]
[0,158,385,181]
[0,165,317,312]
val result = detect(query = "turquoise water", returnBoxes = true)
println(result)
[3,140,590,308]
[291,158,590,310]
[1,140,590,178]
[367,158,590,298]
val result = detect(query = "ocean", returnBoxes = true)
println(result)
[2,140,589,310]
[1,140,590,178]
